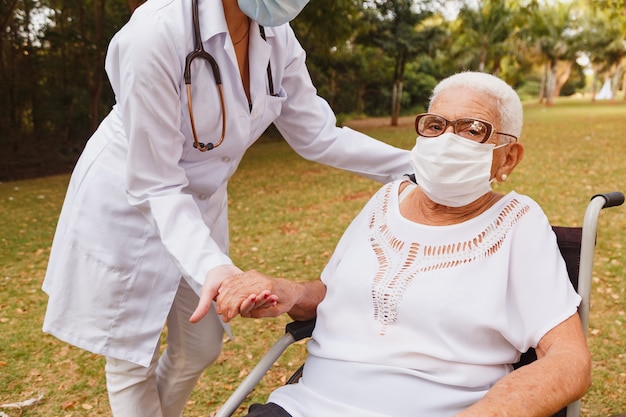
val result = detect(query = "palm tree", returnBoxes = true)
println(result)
[521,1,579,105]
[581,1,626,100]
[451,0,519,76]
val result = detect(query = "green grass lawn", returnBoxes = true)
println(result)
[0,98,625,416]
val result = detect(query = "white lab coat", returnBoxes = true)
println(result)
[42,0,411,367]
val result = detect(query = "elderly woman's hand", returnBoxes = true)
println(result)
[216,270,326,322]
[215,270,293,322]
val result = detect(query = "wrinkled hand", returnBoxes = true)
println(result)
[216,270,296,322]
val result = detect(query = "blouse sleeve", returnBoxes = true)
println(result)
[503,198,581,352]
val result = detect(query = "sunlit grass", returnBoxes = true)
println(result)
[0,98,624,416]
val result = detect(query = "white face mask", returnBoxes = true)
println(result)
[410,133,506,207]
[238,0,310,27]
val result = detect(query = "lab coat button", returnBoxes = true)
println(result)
[221,156,230,163]
[198,194,207,200]
[251,109,259,118]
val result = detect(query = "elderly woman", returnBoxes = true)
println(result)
[215,72,592,417]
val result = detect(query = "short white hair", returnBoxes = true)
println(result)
[429,72,523,139]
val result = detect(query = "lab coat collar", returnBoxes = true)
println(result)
[200,0,228,41]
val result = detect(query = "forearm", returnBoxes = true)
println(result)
[286,279,326,321]
[458,346,591,416]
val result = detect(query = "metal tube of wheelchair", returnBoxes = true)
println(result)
[214,332,298,417]
[578,192,624,336]
[566,399,581,417]
[569,192,623,417]
[577,195,604,336]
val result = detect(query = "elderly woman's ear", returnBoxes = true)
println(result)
[495,142,524,183]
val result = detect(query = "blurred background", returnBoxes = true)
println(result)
[1,0,624,181]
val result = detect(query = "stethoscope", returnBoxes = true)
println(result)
[184,0,276,152]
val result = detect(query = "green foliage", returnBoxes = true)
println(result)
[2,0,626,177]
[1,101,625,415]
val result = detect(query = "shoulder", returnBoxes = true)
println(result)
[507,192,548,221]
[118,0,186,48]
[499,192,556,243]
[261,24,305,58]
[109,0,187,74]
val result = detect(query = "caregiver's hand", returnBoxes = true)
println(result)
[189,264,243,323]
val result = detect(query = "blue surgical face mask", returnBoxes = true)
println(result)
[238,0,310,27]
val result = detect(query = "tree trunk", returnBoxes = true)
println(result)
[391,79,403,126]
[553,60,572,98]
[79,0,108,134]
[492,56,502,77]
[545,60,557,106]
[390,51,407,127]
[610,55,623,101]
[479,44,487,73]
[356,84,365,115]
[591,66,599,102]
[539,63,547,104]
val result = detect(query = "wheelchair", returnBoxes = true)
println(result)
[215,191,624,417]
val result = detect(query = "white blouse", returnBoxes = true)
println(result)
[269,180,581,416]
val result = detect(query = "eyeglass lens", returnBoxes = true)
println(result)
[417,114,492,143]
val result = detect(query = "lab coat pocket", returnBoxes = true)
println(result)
[251,91,287,139]
[67,166,152,276]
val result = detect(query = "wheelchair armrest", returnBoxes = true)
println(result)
[285,319,316,341]
[592,191,624,208]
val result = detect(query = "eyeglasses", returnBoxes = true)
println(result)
[415,113,518,144]
[184,0,277,152]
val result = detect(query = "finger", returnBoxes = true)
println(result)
[216,286,247,317]
[246,302,280,318]
[240,294,260,315]
[190,287,217,323]
[217,292,250,323]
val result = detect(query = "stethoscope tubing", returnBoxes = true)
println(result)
[185,0,226,151]
[184,0,277,152]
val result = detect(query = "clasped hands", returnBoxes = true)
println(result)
[190,269,294,323]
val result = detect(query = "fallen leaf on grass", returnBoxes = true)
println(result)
[61,400,77,410]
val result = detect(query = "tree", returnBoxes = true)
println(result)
[291,0,366,113]
[581,1,626,100]
[0,0,42,151]
[451,0,519,75]
[359,0,443,126]
[520,1,580,105]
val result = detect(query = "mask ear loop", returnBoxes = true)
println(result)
[489,142,509,184]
